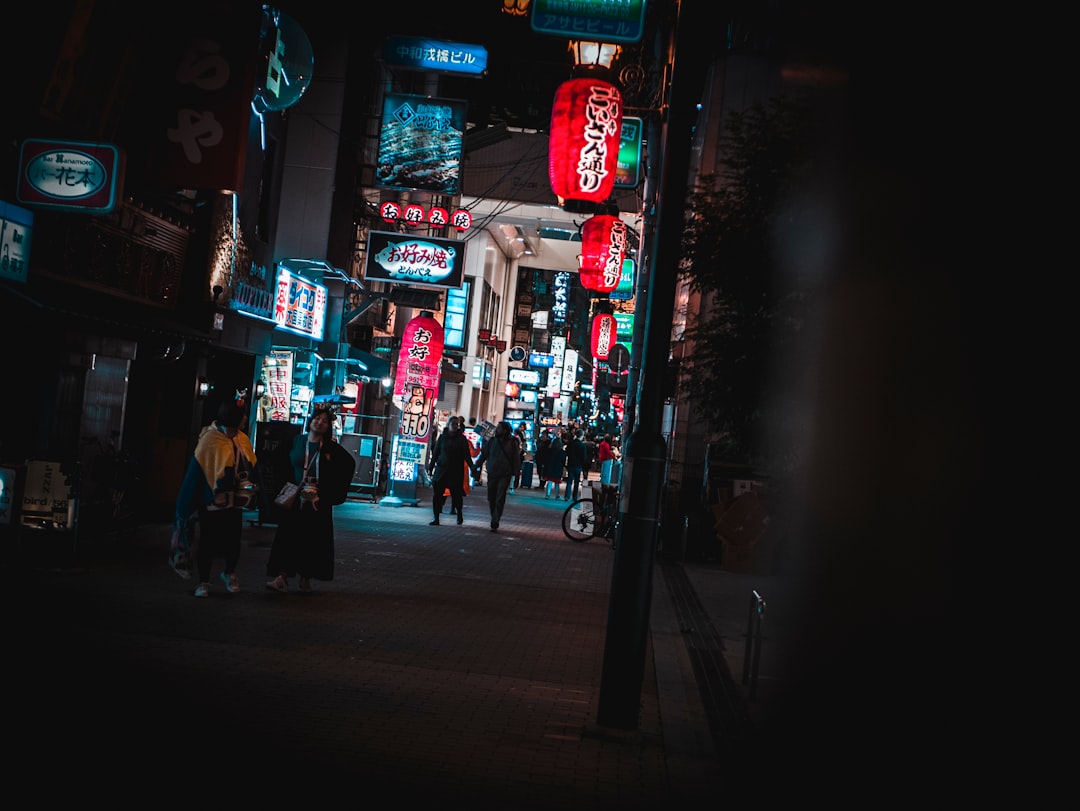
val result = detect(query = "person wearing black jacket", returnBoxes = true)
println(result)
[426,416,473,526]
[473,421,522,532]
[563,428,588,502]
[265,406,355,594]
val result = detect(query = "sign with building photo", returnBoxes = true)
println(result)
[376,93,467,194]
[364,230,466,289]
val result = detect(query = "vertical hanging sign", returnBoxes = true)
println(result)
[390,312,444,483]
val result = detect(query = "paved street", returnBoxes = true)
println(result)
[9,481,757,807]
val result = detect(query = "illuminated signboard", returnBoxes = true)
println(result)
[552,271,569,324]
[272,266,328,340]
[376,93,466,194]
[17,139,122,214]
[531,0,647,43]
[609,257,636,301]
[528,352,555,368]
[615,117,643,188]
[384,36,488,76]
[509,368,541,386]
[364,230,466,289]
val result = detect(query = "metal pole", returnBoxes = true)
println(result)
[597,0,712,730]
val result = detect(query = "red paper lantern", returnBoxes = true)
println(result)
[579,214,627,293]
[548,78,623,205]
[392,312,444,444]
[591,313,617,360]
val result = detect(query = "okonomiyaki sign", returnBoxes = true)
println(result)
[364,230,465,289]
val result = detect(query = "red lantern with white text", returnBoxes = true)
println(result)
[548,78,623,206]
[579,214,627,293]
[591,313,617,360]
[392,312,444,445]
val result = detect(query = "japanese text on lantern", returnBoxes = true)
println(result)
[578,84,621,194]
[603,221,627,288]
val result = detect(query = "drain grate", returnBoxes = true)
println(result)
[660,562,754,760]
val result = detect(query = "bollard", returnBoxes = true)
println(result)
[741,589,766,699]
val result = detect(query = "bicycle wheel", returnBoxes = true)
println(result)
[562,498,597,542]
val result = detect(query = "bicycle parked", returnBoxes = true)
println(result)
[561,484,619,546]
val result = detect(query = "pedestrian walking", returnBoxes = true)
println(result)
[427,415,473,525]
[541,430,566,499]
[563,428,587,502]
[510,423,528,493]
[265,406,355,594]
[175,395,258,598]
[473,420,522,531]
[598,434,616,485]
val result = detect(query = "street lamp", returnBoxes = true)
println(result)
[568,40,622,73]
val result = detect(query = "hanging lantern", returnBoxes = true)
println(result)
[548,77,623,206]
[391,311,444,439]
[579,214,627,293]
[591,314,617,360]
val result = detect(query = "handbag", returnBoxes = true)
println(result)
[274,481,300,509]
[231,441,259,509]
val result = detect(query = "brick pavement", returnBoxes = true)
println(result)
[8,478,754,807]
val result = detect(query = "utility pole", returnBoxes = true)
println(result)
[597,0,712,730]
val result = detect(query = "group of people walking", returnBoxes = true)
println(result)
[534,427,618,501]
[172,396,355,599]
[426,417,523,532]
[173,400,619,596]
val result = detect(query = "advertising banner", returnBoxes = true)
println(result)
[364,230,466,290]
[272,267,327,340]
[376,93,466,194]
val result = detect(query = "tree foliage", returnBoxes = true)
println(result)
[677,95,823,470]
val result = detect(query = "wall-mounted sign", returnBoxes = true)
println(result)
[376,93,466,194]
[528,352,555,368]
[531,0,647,43]
[509,346,527,362]
[384,35,488,77]
[509,368,541,386]
[609,257,636,301]
[272,266,328,340]
[17,139,123,213]
[145,5,258,190]
[253,9,313,113]
[0,200,33,284]
[552,271,570,324]
[364,230,466,289]
[615,116,643,188]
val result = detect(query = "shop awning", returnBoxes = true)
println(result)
[345,347,391,381]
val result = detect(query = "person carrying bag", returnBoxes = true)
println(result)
[266,406,355,594]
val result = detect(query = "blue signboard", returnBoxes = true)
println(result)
[528,352,555,368]
[384,36,488,76]
[531,0,646,43]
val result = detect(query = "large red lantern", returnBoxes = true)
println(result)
[591,313,617,360]
[548,77,623,206]
[579,214,627,293]
[392,312,444,444]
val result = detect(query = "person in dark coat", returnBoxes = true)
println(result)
[265,406,355,594]
[541,431,566,499]
[563,428,588,502]
[427,415,474,525]
[473,420,522,531]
